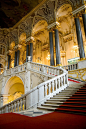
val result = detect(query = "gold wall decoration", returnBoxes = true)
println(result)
[68,68,86,81]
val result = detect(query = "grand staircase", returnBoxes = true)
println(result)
[16,80,86,117]
[56,83,86,115]
[38,82,86,115]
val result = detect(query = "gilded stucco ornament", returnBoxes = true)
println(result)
[68,68,86,81]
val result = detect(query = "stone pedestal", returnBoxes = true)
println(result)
[78,60,86,69]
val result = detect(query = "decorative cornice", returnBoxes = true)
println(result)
[14,44,22,50]
[47,21,60,30]
[72,5,85,16]
[26,36,34,42]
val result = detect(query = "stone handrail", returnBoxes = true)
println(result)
[62,63,78,71]
[30,62,63,76]
[0,63,68,114]
[0,62,63,78]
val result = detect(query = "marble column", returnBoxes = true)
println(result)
[14,51,17,67]
[75,17,85,59]
[7,55,11,69]
[55,29,61,65]
[26,45,30,62]
[30,43,33,61]
[49,31,54,66]
[82,13,86,38]
[17,50,20,66]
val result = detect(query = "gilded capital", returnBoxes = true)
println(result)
[47,21,60,31]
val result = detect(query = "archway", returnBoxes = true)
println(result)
[3,76,25,105]
[56,4,79,65]
[32,20,49,65]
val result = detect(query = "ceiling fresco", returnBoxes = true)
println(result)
[0,0,43,28]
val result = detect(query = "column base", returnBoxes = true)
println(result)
[56,64,62,67]
[79,58,86,61]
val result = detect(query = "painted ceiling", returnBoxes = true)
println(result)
[0,0,43,28]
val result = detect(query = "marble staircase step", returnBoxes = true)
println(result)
[41,103,60,108]
[53,95,72,97]
[47,99,67,101]
[45,101,64,104]
[50,97,70,99]
[37,106,56,111]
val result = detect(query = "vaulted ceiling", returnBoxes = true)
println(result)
[0,0,43,28]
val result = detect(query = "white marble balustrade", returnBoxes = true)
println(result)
[0,64,68,114]
[0,97,26,114]
[0,62,64,78]
[30,62,63,76]
[62,63,78,71]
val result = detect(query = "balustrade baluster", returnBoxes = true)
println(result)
[51,68,52,75]
[14,102,16,112]
[74,64,76,69]
[54,69,56,76]
[52,68,54,75]
[63,75,65,85]
[47,67,49,74]
[20,99,23,111]
[23,98,26,110]
[48,67,50,75]
[5,105,8,113]
[17,101,19,112]
[43,66,45,74]
[45,84,47,97]
[46,67,48,74]
[49,82,51,94]
[57,70,59,76]
[55,79,57,91]
[60,77,62,87]
[34,64,35,70]
[66,74,68,85]
[52,80,54,92]
[58,78,60,89]
[36,64,38,71]
[11,104,13,112]
[45,67,47,74]
[8,105,10,112]
[65,74,68,84]
[38,65,40,71]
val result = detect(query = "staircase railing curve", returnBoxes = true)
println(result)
[0,62,68,114]
[62,63,78,71]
